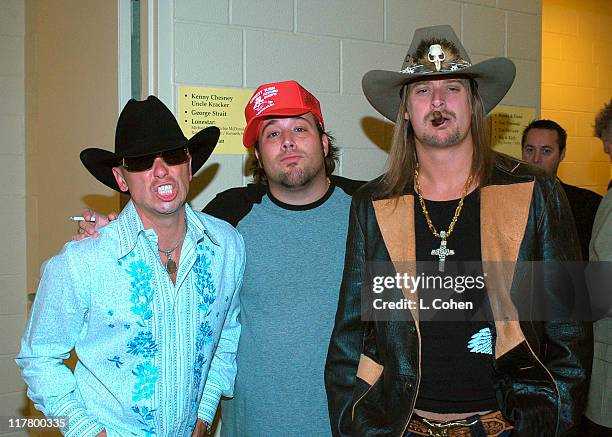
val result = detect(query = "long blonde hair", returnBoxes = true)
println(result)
[377,79,493,198]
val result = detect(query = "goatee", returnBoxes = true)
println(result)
[422,127,462,147]
[279,166,316,188]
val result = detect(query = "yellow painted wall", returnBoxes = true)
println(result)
[24,0,120,425]
[26,0,120,293]
[542,0,612,194]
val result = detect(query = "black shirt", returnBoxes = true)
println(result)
[414,189,498,413]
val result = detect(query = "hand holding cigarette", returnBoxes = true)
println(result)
[70,208,117,241]
[69,215,96,222]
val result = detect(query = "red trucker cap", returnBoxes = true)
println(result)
[243,80,324,147]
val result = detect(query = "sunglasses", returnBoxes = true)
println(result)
[121,147,190,172]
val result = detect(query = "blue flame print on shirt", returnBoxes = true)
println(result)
[467,327,493,355]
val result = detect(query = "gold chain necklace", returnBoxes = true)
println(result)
[414,163,472,272]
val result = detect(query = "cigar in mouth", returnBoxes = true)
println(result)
[432,111,444,127]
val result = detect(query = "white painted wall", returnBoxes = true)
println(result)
[164,0,542,210]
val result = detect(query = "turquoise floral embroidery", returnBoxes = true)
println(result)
[193,246,216,312]
[192,353,208,391]
[132,405,157,436]
[193,322,213,382]
[108,355,124,368]
[123,252,160,431]
[191,245,217,410]
[191,321,214,412]
[132,361,159,402]
[198,321,214,346]
[127,331,158,358]
[191,354,208,411]
[107,309,116,329]
[125,259,155,327]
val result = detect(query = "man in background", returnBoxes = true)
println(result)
[584,99,612,436]
[521,119,602,259]
[595,99,612,164]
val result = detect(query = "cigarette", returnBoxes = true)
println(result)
[69,215,96,222]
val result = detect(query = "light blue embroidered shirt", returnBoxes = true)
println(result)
[17,201,245,437]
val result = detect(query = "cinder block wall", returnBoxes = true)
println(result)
[171,0,542,210]
[2,0,548,432]
[542,0,612,195]
[0,0,28,434]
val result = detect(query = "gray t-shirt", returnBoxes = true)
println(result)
[221,185,352,437]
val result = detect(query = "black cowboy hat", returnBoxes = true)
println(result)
[362,25,516,121]
[80,95,220,192]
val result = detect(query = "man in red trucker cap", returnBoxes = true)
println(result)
[76,80,363,436]
[204,80,363,436]
[238,80,333,204]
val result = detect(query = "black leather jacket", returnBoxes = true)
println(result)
[324,154,593,437]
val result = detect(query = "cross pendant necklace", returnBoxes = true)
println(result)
[414,164,472,273]
[431,231,454,272]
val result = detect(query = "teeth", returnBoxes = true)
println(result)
[158,184,173,195]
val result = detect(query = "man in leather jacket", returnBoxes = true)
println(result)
[325,25,593,437]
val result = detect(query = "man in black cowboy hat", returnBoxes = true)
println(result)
[17,96,245,437]
[325,25,592,436]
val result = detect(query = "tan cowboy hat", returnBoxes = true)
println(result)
[362,25,516,121]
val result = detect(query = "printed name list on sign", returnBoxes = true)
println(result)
[489,105,536,159]
[178,86,253,154]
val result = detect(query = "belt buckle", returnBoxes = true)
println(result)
[422,417,478,437]
[424,420,450,437]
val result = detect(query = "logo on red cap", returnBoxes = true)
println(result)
[250,86,279,116]
[242,80,324,148]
